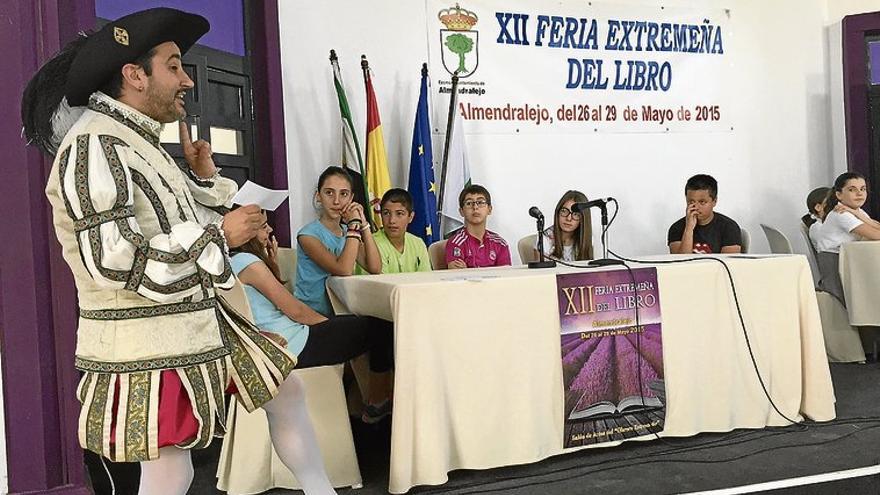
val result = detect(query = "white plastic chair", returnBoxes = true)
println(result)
[740,227,751,253]
[796,224,865,362]
[800,223,816,257]
[428,239,448,269]
[815,291,865,363]
[518,233,538,264]
[759,224,793,254]
[276,246,297,292]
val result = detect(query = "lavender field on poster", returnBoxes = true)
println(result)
[557,267,666,448]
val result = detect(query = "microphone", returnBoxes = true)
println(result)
[528,206,544,220]
[571,198,613,213]
[573,197,623,267]
[527,206,555,269]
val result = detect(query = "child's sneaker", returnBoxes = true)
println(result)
[361,399,392,424]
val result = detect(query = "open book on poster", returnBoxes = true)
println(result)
[568,395,663,420]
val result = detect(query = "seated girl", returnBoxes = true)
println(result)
[231,210,393,423]
[295,166,382,317]
[533,190,594,262]
[804,186,830,254]
[802,186,830,229]
[811,172,880,254]
[809,173,880,305]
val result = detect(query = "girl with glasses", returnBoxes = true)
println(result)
[534,190,594,262]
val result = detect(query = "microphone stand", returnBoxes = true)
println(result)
[588,204,624,267]
[529,216,556,269]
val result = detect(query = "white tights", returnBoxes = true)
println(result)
[138,374,335,495]
[262,374,336,494]
[138,447,192,495]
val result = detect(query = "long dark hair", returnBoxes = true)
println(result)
[801,186,830,227]
[825,172,866,213]
[551,190,593,261]
[230,210,283,283]
[317,166,353,191]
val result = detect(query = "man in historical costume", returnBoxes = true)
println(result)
[21,8,335,495]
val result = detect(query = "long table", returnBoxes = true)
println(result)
[839,241,880,325]
[328,255,836,493]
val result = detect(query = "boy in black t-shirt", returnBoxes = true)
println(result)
[667,174,742,254]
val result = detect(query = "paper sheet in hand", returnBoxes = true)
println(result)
[232,181,289,211]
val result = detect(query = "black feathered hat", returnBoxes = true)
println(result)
[22,8,209,155]
[65,8,209,106]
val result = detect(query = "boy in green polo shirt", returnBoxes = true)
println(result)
[375,189,432,273]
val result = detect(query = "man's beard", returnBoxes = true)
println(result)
[143,86,183,123]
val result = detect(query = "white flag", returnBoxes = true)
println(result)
[440,106,471,236]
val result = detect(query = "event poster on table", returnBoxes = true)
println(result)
[557,268,666,448]
[427,0,731,133]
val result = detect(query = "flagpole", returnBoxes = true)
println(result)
[331,49,347,168]
[330,49,373,227]
[361,54,377,230]
[436,71,460,235]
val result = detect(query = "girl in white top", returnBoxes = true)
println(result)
[533,190,594,262]
[811,172,880,253]
[803,187,829,252]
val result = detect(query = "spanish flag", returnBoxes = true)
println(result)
[361,55,392,227]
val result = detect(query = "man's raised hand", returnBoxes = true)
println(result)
[179,120,217,179]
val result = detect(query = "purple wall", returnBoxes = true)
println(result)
[95,0,245,56]
[250,0,291,246]
[2,1,93,493]
[842,12,880,217]
[842,16,880,166]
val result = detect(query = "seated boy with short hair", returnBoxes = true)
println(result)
[375,188,431,273]
[667,174,742,254]
[446,184,511,268]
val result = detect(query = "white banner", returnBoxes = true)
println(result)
[427,1,732,134]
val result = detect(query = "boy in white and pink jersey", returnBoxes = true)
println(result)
[445,184,512,268]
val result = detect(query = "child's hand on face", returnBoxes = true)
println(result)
[685,204,699,229]
[342,202,363,223]
[354,203,368,223]
[266,235,279,261]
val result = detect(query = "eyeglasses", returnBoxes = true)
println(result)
[559,207,582,220]
[463,200,489,209]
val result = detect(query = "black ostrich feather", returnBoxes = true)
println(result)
[21,34,90,156]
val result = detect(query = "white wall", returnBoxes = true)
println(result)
[278,0,876,259]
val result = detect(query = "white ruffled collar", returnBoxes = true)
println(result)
[88,92,163,141]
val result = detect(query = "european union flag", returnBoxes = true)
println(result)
[407,64,439,245]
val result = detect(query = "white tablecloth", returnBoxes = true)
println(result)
[839,241,880,325]
[328,255,836,493]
